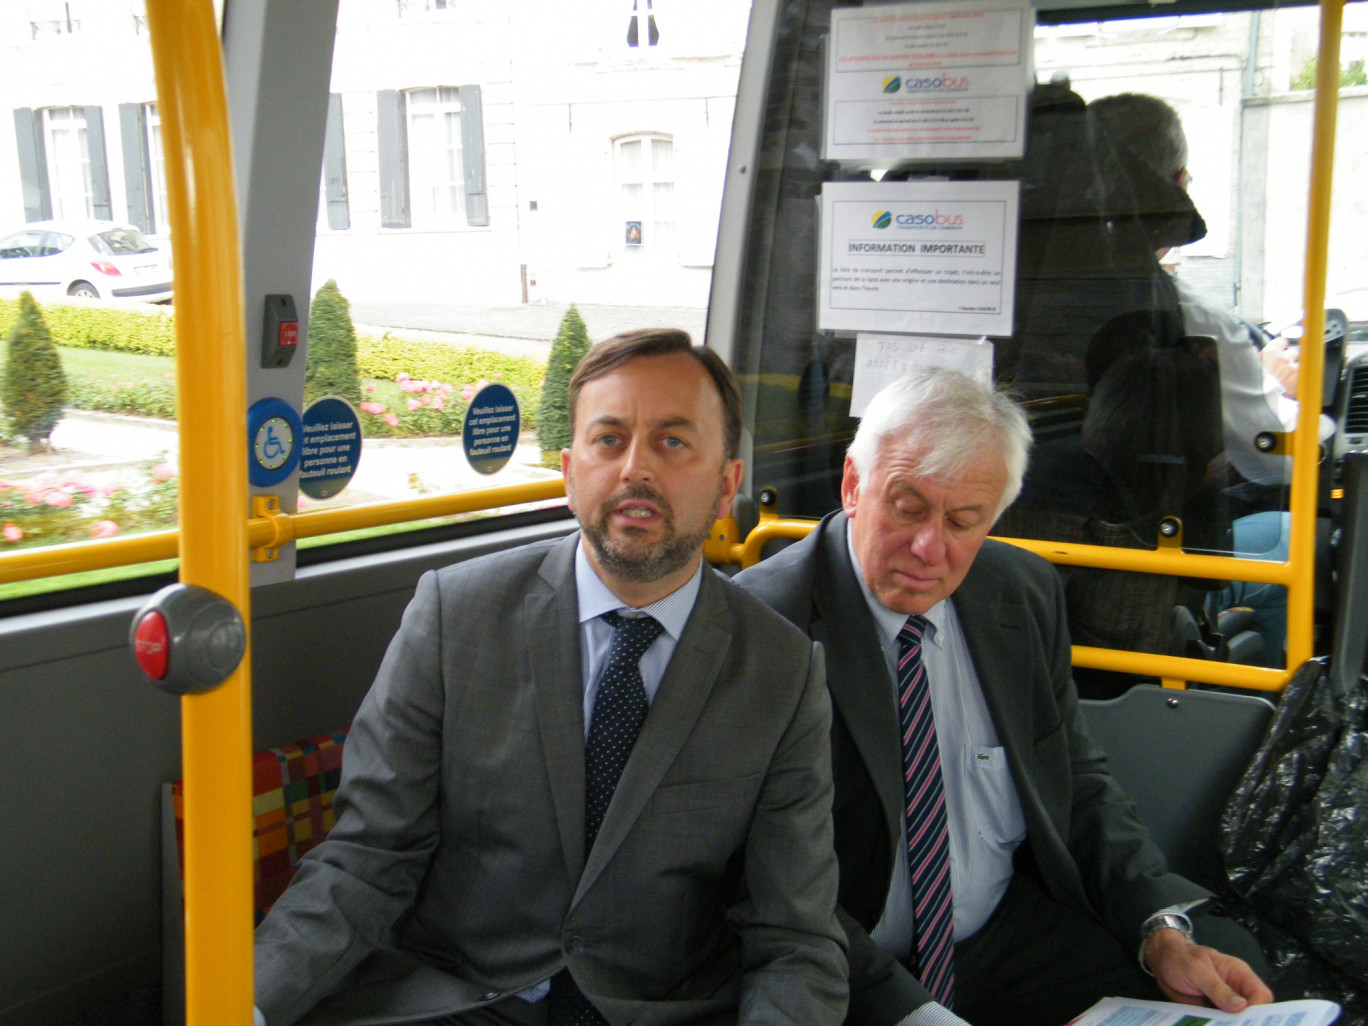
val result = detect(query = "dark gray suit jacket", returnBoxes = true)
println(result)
[733,512,1207,1025]
[255,532,848,1026]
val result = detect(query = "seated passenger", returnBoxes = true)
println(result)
[734,367,1272,1026]
[1088,92,1296,510]
[998,318,1234,688]
[254,330,848,1026]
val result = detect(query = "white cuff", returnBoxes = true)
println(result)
[254,1007,268,1026]
[898,1002,973,1026]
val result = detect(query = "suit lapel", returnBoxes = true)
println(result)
[952,550,1033,762]
[812,515,906,848]
[572,567,731,906]
[527,534,589,883]
[951,546,1070,874]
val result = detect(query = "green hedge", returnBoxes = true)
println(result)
[356,331,543,391]
[0,298,176,356]
[0,300,546,436]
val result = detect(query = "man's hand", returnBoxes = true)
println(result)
[1260,336,1300,399]
[1143,928,1275,1012]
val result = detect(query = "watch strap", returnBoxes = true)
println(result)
[1138,908,1195,975]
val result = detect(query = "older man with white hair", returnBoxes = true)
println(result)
[735,367,1270,1026]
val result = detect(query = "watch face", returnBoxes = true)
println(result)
[253,416,294,471]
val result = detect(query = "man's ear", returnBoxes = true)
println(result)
[840,455,861,517]
[714,457,744,520]
[561,449,574,512]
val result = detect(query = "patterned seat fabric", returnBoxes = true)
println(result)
[170,729,348,923]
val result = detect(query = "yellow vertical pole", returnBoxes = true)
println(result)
[144,3,253,1025]
[1285,0,1343,670]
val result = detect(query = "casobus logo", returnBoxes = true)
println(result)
[871,211,893,229]
[903,74,970,92]
[894,209,964,228]
[881,76,902,94]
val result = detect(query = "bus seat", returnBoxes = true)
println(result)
[1080,685,1273,892]
[161,729,349,1026]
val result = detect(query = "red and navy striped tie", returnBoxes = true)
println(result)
[897,615,955,1008]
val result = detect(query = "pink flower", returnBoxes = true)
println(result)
[45,491,73,508]
[400,380,418,393]
[430,397,445,411]
[407,398,421,411]
[296,496,312,509]
[25,490,45,505]
[364,384,376,392]
[384,413,399,427]
[90,520,119,538]
[460,385,476,401]
[360,401,385,415]
[151,462,176,480]
[396,372,411,383]
[493,372,502,379]
[163,373,175,381]
[3,524,22,542]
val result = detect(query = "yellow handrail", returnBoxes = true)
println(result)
[1284,0,1343,672]
[0,480,568,586]
[145,3,252,1024]
[725,516,1294,692]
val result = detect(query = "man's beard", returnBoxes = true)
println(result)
[579,482,720,584]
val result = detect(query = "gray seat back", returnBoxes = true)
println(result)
[1080,684,1274,891]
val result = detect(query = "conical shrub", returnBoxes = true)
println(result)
[538,304,592,467]
[1,291,67,451]
[304,280,363,407]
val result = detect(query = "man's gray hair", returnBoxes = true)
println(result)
[1088,92,1188,182]
[847,367,1032,515]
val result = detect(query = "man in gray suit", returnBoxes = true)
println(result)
[734,368,1270,1026]
[254,330,848,1026]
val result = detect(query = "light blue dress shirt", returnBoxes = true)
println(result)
[845,529,1027,953]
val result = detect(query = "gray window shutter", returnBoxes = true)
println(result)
[377,90,409,229]
[119,103,154,233]
[323,93,350,230]
[459,84,488,227]
[13,108,52,221]
[83,105,112,221]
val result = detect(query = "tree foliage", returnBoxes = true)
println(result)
[537,304,592,465]
[1291,57,1368,91]
[304,280,363,407]
[2,291,67,450]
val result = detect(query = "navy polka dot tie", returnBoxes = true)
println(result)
[584,611,663,848]
[549,610,663,1026]
[898,615,955,1008]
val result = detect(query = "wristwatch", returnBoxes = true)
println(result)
[1137,902,1201,974]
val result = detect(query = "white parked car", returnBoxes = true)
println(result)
[0,219,173,303]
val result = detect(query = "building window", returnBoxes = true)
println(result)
[626,0,659,47]
[144,104,169,234]
[615,134,675,259]
[43,108,95,219]
[377,86,487,230]
[406,87,465,228]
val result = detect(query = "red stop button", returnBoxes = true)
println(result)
[134,611,170,680]
[279,321,299,347]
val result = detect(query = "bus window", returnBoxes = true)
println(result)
[711,0,1368,683]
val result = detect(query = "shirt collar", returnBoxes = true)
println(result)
[843,517,948,650]
[574,537,703,642]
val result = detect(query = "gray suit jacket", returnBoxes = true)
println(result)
[255,533,848,1026]
[734,513,1207,1025]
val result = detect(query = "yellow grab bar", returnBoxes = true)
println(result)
[145,2,252,1024]
[0,480,568,586]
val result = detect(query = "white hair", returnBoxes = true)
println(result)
[847,367,1032,515]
